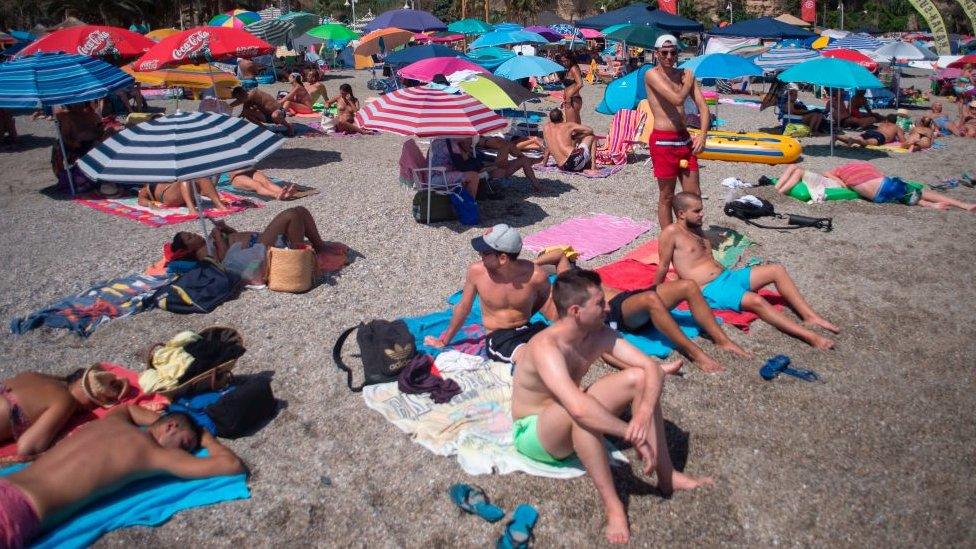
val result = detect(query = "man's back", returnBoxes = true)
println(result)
[542,121,575,164]
[473,259,550,331]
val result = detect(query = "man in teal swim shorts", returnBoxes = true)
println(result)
[657,192,840,349]
[511,269,712,545]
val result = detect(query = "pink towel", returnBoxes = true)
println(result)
[522,214,655,261]
[399,139,427,184]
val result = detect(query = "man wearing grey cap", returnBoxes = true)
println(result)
[425,224,552,365]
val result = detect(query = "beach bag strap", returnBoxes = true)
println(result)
[332,325,363,392]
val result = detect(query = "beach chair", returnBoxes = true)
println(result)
[399,139,460,224]
[594,108,646,166]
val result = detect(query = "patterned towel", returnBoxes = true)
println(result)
[536,164,625,178]
[522,214,655,261]
[215,173,319,201]
[74,191,262,227]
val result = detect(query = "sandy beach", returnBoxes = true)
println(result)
[0,71,974,546]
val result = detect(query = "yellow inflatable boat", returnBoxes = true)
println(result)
[692,130,802,165]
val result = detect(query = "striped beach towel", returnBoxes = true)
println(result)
[595,109,645,166]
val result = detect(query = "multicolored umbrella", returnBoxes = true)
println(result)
[17,25,154,58]
[146,28,180,42]
[122,63,239,89]
[132,27,274,72]
[363,9,446,33]
[306,23,359,41]
[494,55,565,80]
[356,86,506,137]
[354,27,414,56]
[244,19,293,47]
[447,18,492,35]
[397,56,488,82]
[823,33,883,52]
[947,54,976,68]
[821,48,878,72]
[209,9,261,29]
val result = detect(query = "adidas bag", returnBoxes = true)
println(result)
[332,319,416,392]
[154,258,242,314]
[412,191,457,223]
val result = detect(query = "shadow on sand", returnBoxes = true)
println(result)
[259,148,342,170]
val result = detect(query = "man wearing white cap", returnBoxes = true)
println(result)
[426,224,552,365]
[643,34,711,228]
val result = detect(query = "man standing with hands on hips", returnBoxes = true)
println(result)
[643,34,711,227]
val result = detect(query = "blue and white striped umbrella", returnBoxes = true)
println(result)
[824,33,883,52]
[77,111,285,182]
[754,47,821,72]
[245,19,293,46]
[0,52,133,109]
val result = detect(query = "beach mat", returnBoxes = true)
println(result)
[0,450,249,549]
[0,364,169,465]
[215,173,319,201]
[74,191,262,228]
[536,164,625,179]
[363,351,627,478]
[522,214,655,261]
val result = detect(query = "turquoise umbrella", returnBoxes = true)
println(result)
[604,24,664,49]
[494,55,565,80]
[448,18,492,35]
[779,57,883,155]
[679,53,763,79]
[469,30,548,49]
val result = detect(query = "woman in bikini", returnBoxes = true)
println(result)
[137,179,229,215]
[279,72,314,116]
[902,116,935,152]
[0,365,129,457]
[557,52,584,124]
[303,68,329,106]
[324,83,373,134]
[226,168,297,200]
[949,100,976,137]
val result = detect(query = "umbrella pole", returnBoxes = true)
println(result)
[191,178,215,256]
[54,117,77,195]
[427,149,433,224]
[830,89,835,157]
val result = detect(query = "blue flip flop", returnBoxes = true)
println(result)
[760,355,819,382]
[449,483,505,523]
[496,504,539,549]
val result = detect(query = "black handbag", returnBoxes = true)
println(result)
[333,319,417,392]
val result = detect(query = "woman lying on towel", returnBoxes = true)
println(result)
[775,161,976,212]
[173,206,331,263]
[226,168,298,200]
[0,365,128,457]
[137,179,229,215]
[279,72,314,116]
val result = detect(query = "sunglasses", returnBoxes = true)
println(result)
[658,50,678,57]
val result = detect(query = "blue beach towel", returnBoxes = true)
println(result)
[0,450,249,549]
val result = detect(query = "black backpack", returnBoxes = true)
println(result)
[412,191,457,224]
[333,319,416,392]
[205,378,277,439]
[154,258,242,314]
[724,196,832,231]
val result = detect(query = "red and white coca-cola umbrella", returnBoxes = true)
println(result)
[17,25,154,59]
[131,26,273,72]
[356,86,506,137]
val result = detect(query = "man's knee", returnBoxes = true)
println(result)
[621,366,645,389]
[674,278,699,296]
[741,292,768,311]
[290,205,310,217]
[639,292,667,314]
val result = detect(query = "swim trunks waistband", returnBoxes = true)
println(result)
[649,129,692,146]
[486,322,547,365]
[0,479,40,549]
[606,289,654,333]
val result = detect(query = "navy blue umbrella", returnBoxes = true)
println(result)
[363,9,446,33]
[385,44,464,65]
[577,2,703,32]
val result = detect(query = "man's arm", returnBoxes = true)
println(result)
[106,403,162,426]
[896,126,906,143]
[530,272,553,315]
[425,267,478,347]
[690,81,711,154]
[644,69,694,106]
[607,337,665,443]
[154,431,245,479]
[654,229,676,286]
[16,399,74,456]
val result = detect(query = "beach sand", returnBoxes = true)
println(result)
[0,72,974,546]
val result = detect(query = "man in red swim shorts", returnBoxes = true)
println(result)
[643,34,711,227]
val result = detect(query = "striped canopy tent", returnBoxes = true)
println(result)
[824,33,883,52]
[277,11,321,39]
[209,9,261,29]
[244,19,293,46]
[754,46,821,73]
[77,111,284,244]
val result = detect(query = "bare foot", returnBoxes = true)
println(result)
[694,354,725,374]
[636,441,655,475]
[660,358,684,375]
[604,510,630,545]
[278,183,298,200]
[808,333,835,350]
[583,169,601,176]
[804,315,840,334]
[659,471,714,496]
[966,204,976,212]
[717,340,753,359]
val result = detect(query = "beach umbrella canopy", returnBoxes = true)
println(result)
[77,111,284,182]
[947,54,976,68]
[469,30,549,49]
[821,48,878,72]
[824,33,882,52]
[579,28,603,39]
[209,9,261,29]
[710,17,817,39]
[448,18,492,35]
[0,52,133,109]
[146,28,180,42]
[871,41,937,63]
[679,53,762,79]
[17,25,154,58]
[577,3,703,32]
[494,55,565,80]
[779,57,881,89]
[493,22,523,31]
[550,24,581,38]
[363,9,446,33]
[465,46,516,71]
[604,24,666,49]
[277,12,320,39]
[122,63,238,89]
[457,73,544,109]
[601,23,632,36]
[356,86,506,137]
[811,35,832,50]
[426,32,465,44]
[385,44,464,65]
[754,46,821,72]
[306,23,359,41]
[132,27,274,71]
[354,27,414,56]
[9,30,35,42]
[596,64,652,114]
[523,26,563,42]
[397,56,488,82]
[244,19,294,47]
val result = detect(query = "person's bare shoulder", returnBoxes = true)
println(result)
[659,223,680,240]
[465,261,488,284]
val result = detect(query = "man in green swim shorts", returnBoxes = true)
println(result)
[511,269,712,545]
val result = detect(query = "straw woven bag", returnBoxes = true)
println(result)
[266,246,317,293]
[146,326,244,400]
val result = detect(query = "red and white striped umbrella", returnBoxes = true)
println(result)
[355,86,507,137]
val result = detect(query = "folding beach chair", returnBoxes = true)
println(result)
[594,108,646,166]
[399,139,460,224]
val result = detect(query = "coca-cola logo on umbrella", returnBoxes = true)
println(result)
[138,59,161,71]
[77,30,113,56]
[172,30,211,61]
[235,46,260,57]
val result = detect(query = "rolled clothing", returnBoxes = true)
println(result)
[700,267,753,312]
[874,176,922,205]
[485,322,547,364]
[0,479,40,549]
[606,289,654,333]
[560,144,591,172]
[860,129,886,145]
[512,415,573,466]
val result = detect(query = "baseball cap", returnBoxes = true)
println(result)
[654,34,678,49]
[471,224,522,255]
[896,108,910,117]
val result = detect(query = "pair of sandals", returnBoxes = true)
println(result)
[449,484,539,549]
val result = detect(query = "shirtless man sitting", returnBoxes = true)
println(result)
[237,58,264,80]
[512,269,711,544]
[643,34,711,228]
[425,224,551,365]
[536,251,750,373]
[540,108,599,176]
[835,114,904,148]
[229,86,293,137]
[659,192,839,349]
[303,69,328,106]
[0,405,243,548]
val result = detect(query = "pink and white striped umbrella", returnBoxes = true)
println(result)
[356,86,507,137]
